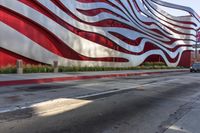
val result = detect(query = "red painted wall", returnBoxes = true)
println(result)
[0,48,41,67]
[0,0,196,67]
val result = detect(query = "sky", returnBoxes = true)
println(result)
[162,0,199,16]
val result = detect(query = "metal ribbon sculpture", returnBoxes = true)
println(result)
[1,0,199,67]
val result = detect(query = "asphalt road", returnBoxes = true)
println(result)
[0,72,200,133]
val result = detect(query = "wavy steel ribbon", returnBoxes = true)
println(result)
[0,0,199,67]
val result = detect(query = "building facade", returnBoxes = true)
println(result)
[1,0,200,67]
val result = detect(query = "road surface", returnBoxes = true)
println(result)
[0,71,200,133]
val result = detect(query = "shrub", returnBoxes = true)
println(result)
[0,62,182,74]
[23,64,53,73]
[0,64,16,74]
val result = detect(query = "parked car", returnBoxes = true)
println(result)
[190,62,200,72]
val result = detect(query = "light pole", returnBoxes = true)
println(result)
[196,30,200,62]
[195,30,198,62]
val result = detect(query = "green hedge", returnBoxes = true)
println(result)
[0,65,16,74]
[23,64,54,73]
[0,62,184,74]
[143,62,165,66]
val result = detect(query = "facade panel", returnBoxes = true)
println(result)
[1,0,199,67]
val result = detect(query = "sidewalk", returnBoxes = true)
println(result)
[0,69,188,87]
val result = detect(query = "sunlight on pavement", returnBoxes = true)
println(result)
[31,98,92,117]
[168,125,190,133]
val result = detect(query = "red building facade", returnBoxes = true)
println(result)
[1,0,199,67]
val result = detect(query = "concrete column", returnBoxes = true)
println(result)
[53,61,59,73]
[16,60,23,74]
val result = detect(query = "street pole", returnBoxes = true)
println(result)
[195,35,197,62]
[195,30,198,62]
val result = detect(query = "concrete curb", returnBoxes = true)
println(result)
[0,70,188,87]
